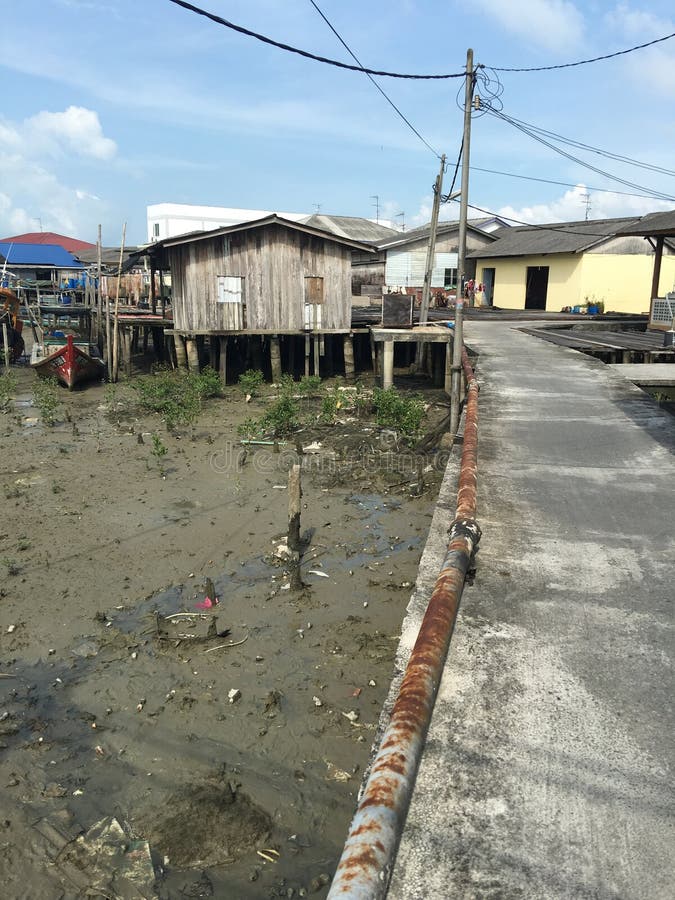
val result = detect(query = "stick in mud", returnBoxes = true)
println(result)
[288,463,304,590]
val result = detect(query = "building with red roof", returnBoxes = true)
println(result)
[0,231,95,253]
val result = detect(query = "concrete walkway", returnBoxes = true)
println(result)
[389,323,674,899]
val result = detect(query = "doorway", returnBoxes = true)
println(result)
[525,266,549,310]
[481,267,495,306]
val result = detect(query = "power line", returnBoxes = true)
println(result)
[308,0,440,157]
[485,111,675,178]
[484,106,675,202]
[166,0,464,79]
[490,31,675,72]
[468,164,675,202]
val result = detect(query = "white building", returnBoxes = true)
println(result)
[147,203,398,243]
[147,203,309,243]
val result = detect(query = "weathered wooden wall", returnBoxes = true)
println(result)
[170,223,353,332]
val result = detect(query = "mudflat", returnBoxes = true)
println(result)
[0,367,449,899]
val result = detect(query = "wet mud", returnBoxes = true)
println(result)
[0,368,449,898]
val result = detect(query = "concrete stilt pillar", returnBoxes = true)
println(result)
[174,334,188,369]
[270,335,282,383]
[185,338,200,373]
[382,339,394,389]
[343,334,355,381]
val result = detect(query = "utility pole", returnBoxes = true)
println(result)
[450,48,475,436]
[414,153,446,370]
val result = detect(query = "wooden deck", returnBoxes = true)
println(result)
[519,326,674,362]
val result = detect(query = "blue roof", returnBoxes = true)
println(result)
[0,242,84,268]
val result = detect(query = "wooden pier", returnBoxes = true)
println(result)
[518,325,675,363]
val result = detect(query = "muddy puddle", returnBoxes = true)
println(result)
[0,367,448,898]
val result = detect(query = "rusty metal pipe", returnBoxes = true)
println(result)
[328,353,480,899]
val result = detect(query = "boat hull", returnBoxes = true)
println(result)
[31,334,105,390]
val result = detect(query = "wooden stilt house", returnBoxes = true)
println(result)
[147,214,375,380]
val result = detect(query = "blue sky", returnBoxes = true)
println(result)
[1,0,674,244]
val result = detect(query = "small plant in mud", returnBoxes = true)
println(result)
[237,417,262,440]
[2,557,20,576]
[150,433,168,476]
[238,369,264,397]
[32,377,60,427]
[16,535,30,552]
[0,371,16,413]
[133,367,220,432]
[320,388,343,425]
[260,395,299,438]
[298,374,322,395]
[372,387,425,438]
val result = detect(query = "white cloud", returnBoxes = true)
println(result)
[495,184,672,224]
[0,107,114,238]
[473,0,585,52]
[24,107,116,160]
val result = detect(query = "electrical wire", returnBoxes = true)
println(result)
[307,0,440,157]
[469,165,675,202]
[441,140,463,201]
[484,105,675,202]
[490,31,675,72]
[485,111,675,178]
[165,0,464,79]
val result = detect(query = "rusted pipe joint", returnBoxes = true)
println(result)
[448,517,481,547]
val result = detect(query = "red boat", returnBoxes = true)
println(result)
[31,334,105,390]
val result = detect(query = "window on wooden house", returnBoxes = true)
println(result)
[217,275,244,303]
[444,267,457,289]
[304,276,324,329]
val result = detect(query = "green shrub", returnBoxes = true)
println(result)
[237,417,263,440]
[238,369,264,397]
[320,388,342,424]
[33,377,60,427]
[298,374,322,395]
[260,396,299,438]
[372,387,425,437]
[133,368,217,431]
[151,433,168,476]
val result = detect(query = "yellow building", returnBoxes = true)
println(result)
[469,216,675,315]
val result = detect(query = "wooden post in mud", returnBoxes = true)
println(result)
[174,334,188,369]
[270,335,282,383]
[96,224,103,345]
[369,331,379,376]
[209,337,217,371]
[185,338,200,373]
[444,336,453,395]
[343,334,355,381]
[111,222,127,382]
[288,463,302,551]
[219,336,227,386]
[2,324,9,373]
[304,334,310,377]
[288,463,303,590]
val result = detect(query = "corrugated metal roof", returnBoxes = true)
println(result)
[468,216,641,259]
[377,217,498,250]
[0,242,84,268]
[74,246,142,267]
[301,214,398,243]
[156,214,376,253]
[0,231,95,252]
[614,210,675,237]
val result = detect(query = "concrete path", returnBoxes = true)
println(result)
[389,323,674,899]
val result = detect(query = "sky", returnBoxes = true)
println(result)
[1,0,674,245]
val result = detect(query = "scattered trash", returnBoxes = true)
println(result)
[341,710,360,724]
[228,688,241,704]
[307,570,329,578]
[351,688,362,698]
[71,640,99,659]
[312,696,323,707]
[6,625,16,634]
[136,699,146,712]
[325,762,351,783]
[195,597,216,610]
[272,485,286,490]
[256,848,280,864]
[61,816,156,898]
[368,679,376,687]
[302,441,322,453]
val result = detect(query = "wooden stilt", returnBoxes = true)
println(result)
[270,335,282,382]
[313,334,320,377]
[185,338,200,374]
[209,337,217,371]
[288,463,302,551]
[288,336,296,379]
[304,334,310,377]
[174,334,188,369]
[219,336,227,386]
[369,331,379,376]
[343,334,355,381]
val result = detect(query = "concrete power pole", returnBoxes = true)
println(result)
[450,48,475,436]
[414,153,446,370]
